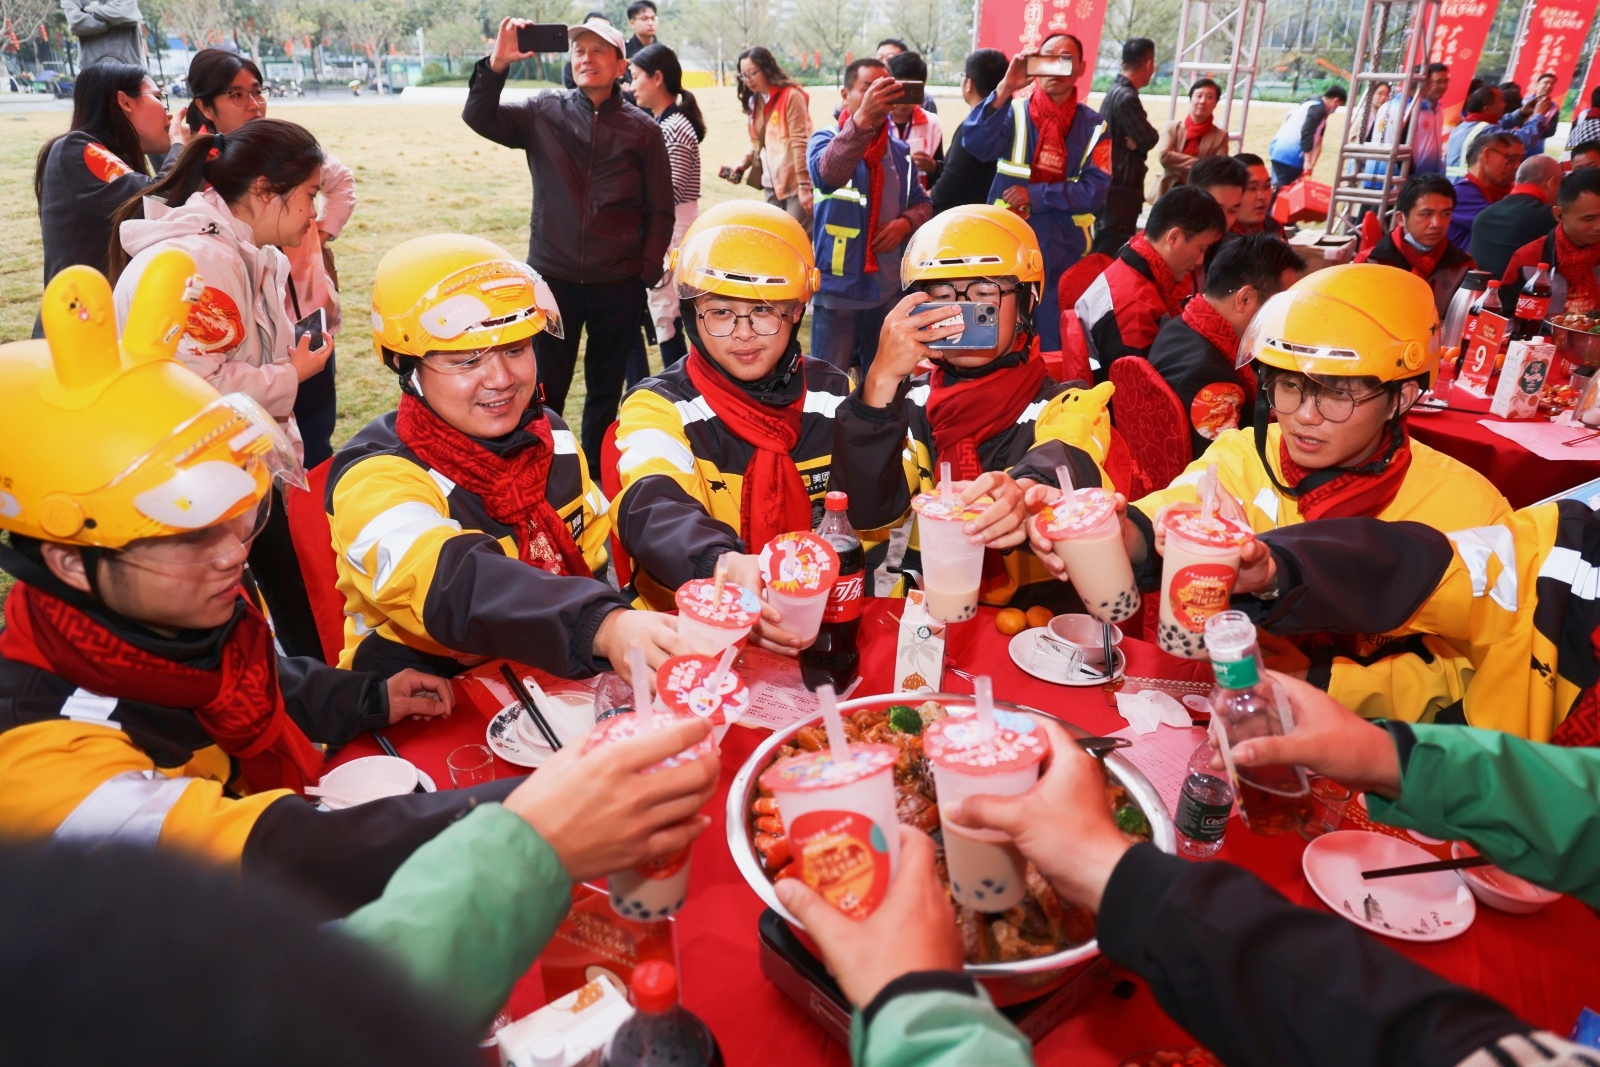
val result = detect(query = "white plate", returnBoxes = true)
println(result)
[315,765,433,811]
[1451,842,1562,914]
[487,704,553,768]
[1302,830,1476,942]
[1008,629,1125,686]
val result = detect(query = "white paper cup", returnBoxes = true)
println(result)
[912,493,991,624]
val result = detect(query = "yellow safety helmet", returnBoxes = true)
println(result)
[1238,264,1442,385]
[0,252,301,550]
[671,200,821,305]
[900,203,1047,300]
[370,234,564,366]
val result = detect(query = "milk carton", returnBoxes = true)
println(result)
[1490,339,1553,419]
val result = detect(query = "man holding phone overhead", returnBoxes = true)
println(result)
[961,34,1112,352]
[463,15,673,478]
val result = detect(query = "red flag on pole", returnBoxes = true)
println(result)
[1509,0,1600,107]
[1430,0,1499,127]
[975,0,1109,86]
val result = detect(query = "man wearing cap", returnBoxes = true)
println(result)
[464,16,674,478]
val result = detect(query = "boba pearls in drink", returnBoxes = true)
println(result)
[1157,508,1254,659]
[674,578,761,655]
[923,709,1050,912]
[588,709,716,921]
[760,744,901,919]
[758,531,841,649]
[1036,487,1140,624]
[655,653,751,745]
[910,492,992,624]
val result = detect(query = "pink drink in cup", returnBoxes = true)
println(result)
[1157,507,1254,659]
[1036,487,1141,624]
[588,709,716,921]
[759,744,900,919]
[655,653,751,745]
[674,578,761,655]
[758,531,841,649]
[924,709,1050,911]
[911,492,992,623]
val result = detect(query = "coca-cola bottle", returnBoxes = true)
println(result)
[801,491,863,692]
[1458,280,1503,377]
[603,961,723,1067]
[1511,261,1554,342]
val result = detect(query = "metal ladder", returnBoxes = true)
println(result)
[1323,0,1440,236]
[1165,0,1270,151]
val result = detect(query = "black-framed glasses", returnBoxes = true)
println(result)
[1267,375,1389,423]
[917,279,1018,303]
[698,306,786,336]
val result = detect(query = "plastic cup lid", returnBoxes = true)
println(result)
[759,743,899,793]
[585,707,715,772]
[1039,486,1118,540]
[911,491,992,523]
[759,532,841,597]
[1161,507,1253,550]
[655,654,752,726]
[675,578,762,628]
[923,709,1050,776]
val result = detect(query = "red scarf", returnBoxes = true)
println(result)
[1555,226,1600,315]
[1278,429,1413,521]
[1386,225,1448,279]
[839,109,889,272]
[1465,172,1509,206]
[1181,295,1239,361]
[395,393,591,577]
[1182,114,1216,155]
[0,584,323,793]
[1508,182,1551,203]
[1129,231,1188,317]
[1027,86,1078,184]
[1462,111,1494,123]
[684,349,812,549]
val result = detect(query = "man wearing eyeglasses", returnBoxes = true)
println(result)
[1446,131,1522,251]
[327,235,688,685]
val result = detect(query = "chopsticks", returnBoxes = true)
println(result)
[1101,622,1116,681]
[500,664,562,751]
[1361,855,1492,880]
[1563,428,1600,447]
[374,732,401,760]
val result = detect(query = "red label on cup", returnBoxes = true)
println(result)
[633,847,689,881]
[788,809,891,918]
[1169,564,1238,632]
[822,572,864,623]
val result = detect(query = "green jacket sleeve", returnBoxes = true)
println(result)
[1367,722,1600,908]
[342,803,574,1029]
[850,987,1034,1067]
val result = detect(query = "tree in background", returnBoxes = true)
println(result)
[789,0,866,78]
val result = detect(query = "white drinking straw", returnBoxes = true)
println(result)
[704,645,739,704]
[817,683,850,764]
[1199,463,1219,524]
[939,461,953,508]
[974,675,997,738]
[629,646,655,730]
[1055,464,1077,515]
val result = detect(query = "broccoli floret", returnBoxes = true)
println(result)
[888,704,923,735]
[1115,805,1151,837]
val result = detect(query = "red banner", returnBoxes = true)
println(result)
[1575,42,1600,117]
[1430,0,1499,125]
[975,0,1107,81]
[1509,0,1600,106]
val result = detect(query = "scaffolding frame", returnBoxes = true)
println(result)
[1165,0,1270,151]
[1323,0,1440,236]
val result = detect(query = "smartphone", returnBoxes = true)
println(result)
[719,164,740,181]
[895,80,925,105]
[294,307,327,350]
[516,23,569,53]
[917,302,1000,350]
[1026,54,1075,78]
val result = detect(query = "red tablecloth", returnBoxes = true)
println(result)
[331,600,1600,1064]
[1408,380,1600,508]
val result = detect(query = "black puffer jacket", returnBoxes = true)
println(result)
[463,59,674,287]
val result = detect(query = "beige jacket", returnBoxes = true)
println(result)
[743,86,813,201]
[1148,117,1231,202]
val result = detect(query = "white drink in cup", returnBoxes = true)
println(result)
[674,577,761,655]
[655,653,751,745]
[1157,507,1254,659]
[588,707,716,921]
[760,743,901,919]
[758,531,841,649]
[1036,487,1141,624]
[911,492,992,624]
[924,709,1050,911]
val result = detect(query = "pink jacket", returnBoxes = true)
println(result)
[283,153,356,334]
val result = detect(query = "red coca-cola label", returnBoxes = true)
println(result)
[788,809,891,918]
[822,572,863,623]
[1515,294,1551,320]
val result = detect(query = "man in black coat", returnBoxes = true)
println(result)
[1469,154,1561,279]
[1092,38,1161,254]
[929,49,1006,214]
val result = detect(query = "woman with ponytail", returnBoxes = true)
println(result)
[109,117,331,658]
[185,47,357,469]
[628,42,704,369]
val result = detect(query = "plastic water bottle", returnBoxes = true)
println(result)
[1175,739,1234,859]
[602,961,723,1067]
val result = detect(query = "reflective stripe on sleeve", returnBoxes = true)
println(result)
[1447,525,1519,611]
[52,770,193,849]
[617,428,696,474]
[347,500,462,591]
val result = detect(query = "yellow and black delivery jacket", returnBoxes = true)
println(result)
[613,354,853,610]
[328,405,622,678]
[1256,501,1600,743]
[1129,424,1512,722]
[831,374,1117,611]
[0,566,516,917]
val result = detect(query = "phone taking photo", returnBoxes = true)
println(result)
[294,307,327,350]
[896,80,925,106]
[1025,54,1075,78]
[516,23,569,53]
[917,302,1000,351]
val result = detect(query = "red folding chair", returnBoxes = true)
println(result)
[1057,252,1113,311]
[281,459,348,665]
[1057,309,1095,384]
[599,421,632,588]
[1108,358,1191,501]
